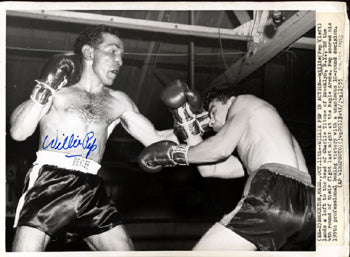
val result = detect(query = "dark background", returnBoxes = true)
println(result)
[5,10,315,251]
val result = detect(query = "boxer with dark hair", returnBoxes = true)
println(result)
[139,83,315,251]
[10,24,178,251]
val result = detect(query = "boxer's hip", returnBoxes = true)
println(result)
[14,151,101,229]
[14,157,121,242]
[220,163,315,251]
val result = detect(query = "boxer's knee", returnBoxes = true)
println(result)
[193,222,256,251]
[84,224,134,251]
[12,226,50,252]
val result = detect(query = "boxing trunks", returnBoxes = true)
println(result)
[14,150,122,243]
[220,163,315,251]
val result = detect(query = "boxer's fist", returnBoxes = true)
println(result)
[161,80,202,117]
[30,53,81,105]
[138,140,189,173]
[161,80,205,143]
[196,111,211,133]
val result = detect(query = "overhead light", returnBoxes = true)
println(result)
[264,10,285,38]
[271,10,285,26]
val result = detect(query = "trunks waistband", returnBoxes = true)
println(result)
[35,150,101,175]
[257,163,313,186]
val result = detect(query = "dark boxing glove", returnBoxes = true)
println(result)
[196,111,211,134]
[138,140,189,173]
[30,53,81,105]
[160,79,202,114]
[161,80,205,142]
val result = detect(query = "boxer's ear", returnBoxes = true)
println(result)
[228,96,235,104]
[82,45,93,60]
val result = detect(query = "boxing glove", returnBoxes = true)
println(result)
[30,53,81,105]
[161,80,206,142]
[196,111,211,134]
[160,80,202,115]
[138,140,189,173]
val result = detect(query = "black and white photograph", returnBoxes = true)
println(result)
[1,2,348,256]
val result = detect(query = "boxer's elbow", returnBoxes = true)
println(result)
[197,166,214,178]
[211,134,235,159]
[10,130,26,141]
[212,147,232,161]
[10,126,29,141]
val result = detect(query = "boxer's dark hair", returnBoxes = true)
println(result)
[203,83,247,111]
[73,25,120,61]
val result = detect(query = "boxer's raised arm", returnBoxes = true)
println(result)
[10,100,51,141]
[10,53,81,141]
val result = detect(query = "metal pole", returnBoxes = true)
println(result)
[189,11,195,89]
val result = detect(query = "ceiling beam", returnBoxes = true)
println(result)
[7,10,250,41]
[233,11,251,24]
[290,37,315,50]
[210,11,315,86]
[7,10,314,50]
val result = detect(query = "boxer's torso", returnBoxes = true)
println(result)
[38,85,125,162]
[231,95,308,174]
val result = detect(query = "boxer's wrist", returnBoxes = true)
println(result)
[30,82,53,105]
[196,111,211,134]
[170,144,189,165]
[171,103,196,124]
[174,119,202,143]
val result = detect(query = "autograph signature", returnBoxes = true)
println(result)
[42,130,97,158]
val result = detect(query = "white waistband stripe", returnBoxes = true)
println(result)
[35,150,101,174]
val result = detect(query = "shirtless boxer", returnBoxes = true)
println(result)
[139,84,315,251]
[9,25,178,251]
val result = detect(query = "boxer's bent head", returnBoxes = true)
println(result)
[73,25,120,61]
[203,83,246,111]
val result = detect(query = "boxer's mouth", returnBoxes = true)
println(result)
[111,70,119,75]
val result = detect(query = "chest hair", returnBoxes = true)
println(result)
[63,90,117,124]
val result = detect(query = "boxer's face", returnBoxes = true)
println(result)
[208,98,231,132]
[92,33,124,86]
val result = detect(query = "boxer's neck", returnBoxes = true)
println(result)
[77,67,105,94]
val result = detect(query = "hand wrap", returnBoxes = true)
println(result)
[30,53,81,105]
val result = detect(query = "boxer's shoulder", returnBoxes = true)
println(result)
[107,88,136,110]
[234,94,261,106]
[107,88,128,99]
[232,95,273,115]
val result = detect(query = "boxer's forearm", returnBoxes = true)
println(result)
[187,135,230,163]
[10,99,49,141]
[182,134,243,178]
[196,155,245,178]
[121,111,177,146]
[156,129,179,144]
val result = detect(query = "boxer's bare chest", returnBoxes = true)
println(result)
[52,87,125,125]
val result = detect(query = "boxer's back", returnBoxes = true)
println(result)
[232,95,308,174]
